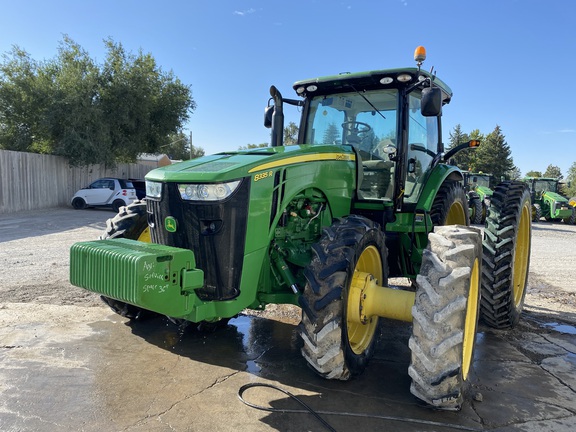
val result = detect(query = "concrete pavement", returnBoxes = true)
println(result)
[1,302,575,431]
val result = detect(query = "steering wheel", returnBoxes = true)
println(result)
[342,121,372,133]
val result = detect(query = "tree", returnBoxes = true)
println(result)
[469,125,516,181]
[543,164,562,180]
[283,121,298,145]
[446,124,471,169]
[564,162,576,197]
[0,46,47,152]
[161,131,204,160]
[525,170,542,178]
[507,166,522,180]
[238,143,268,150]
[322,123,341,144]
[0,36,195,167]
[239,122,299,150]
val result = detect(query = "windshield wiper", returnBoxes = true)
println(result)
[349,84,386,120]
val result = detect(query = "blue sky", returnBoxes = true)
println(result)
[1,0,574,177]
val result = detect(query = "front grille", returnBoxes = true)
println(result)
[147,178,250,301]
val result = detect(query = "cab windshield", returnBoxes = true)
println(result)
[534,179,558,194]
[471,175,491,188]
[304,89,398,155]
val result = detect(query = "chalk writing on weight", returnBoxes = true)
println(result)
[144,272,164,282]
[143,284,168,293]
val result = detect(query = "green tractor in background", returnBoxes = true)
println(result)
[463,172,494,224]
[70,47,532,410]
[523,177,575,224]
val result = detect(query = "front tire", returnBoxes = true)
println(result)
[72,197,86,210]
[532,203,541,222]
[298,215,387,380]
[470,196,483,225]
[100,200,149,241]
[409,225,482,410]
[481,181,531,329]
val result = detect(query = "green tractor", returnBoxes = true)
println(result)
[463,172,494,224]
[70,47,532,410]
[523,177,575,224]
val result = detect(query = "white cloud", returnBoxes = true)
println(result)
[233,8,256,16]
[542,129,576,134]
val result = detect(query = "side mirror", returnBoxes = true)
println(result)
[421,87,442,117]
[264,104,274,128]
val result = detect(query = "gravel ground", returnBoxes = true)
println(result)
[1,207,575,324]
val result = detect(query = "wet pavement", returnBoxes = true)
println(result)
[1,303,576,431]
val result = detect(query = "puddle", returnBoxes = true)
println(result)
[230,315,263,374]
[542,322,576,335]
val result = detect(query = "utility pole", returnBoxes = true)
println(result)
[189,130,193,160]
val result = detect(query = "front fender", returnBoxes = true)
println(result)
[416,164,464,213]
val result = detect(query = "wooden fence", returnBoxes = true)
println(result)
[0,149,154,214]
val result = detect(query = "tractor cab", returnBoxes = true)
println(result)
[465,173,492,191]
[292,55,450,215]
[265,47,457,222]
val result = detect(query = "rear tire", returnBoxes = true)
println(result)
[481,181,531,329]
[111,199,126,213]
[298,215,387,379]
[431,180,469,226]
[409,225,482,410]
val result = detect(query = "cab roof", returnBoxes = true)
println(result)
[293,67,452,103]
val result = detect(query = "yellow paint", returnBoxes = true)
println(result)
[248,153,355,173]
[138,227,151,243]
[462,258,480,380]
[513,198,531,307]
[348,271,415,325]
[346,245,382,355]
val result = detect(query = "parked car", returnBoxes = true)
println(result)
[71,178,138,212]
[129,179,146,200]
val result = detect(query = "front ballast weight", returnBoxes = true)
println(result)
[70,238,205,319]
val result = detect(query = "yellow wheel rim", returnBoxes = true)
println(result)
[513,199,531,306]
[347,245,382,355]
[462,258,480,380]
[138,226,151,243]
[445,201,467,225]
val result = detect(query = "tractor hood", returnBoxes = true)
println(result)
[145,144,356,183]
[476,185,493,197]
[543,191,569,203]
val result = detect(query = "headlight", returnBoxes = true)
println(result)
[178,180,241,201]
[146,181,163,198]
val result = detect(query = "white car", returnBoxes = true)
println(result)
[71,178,138,212]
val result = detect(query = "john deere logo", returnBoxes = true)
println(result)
[164,216,177,233]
